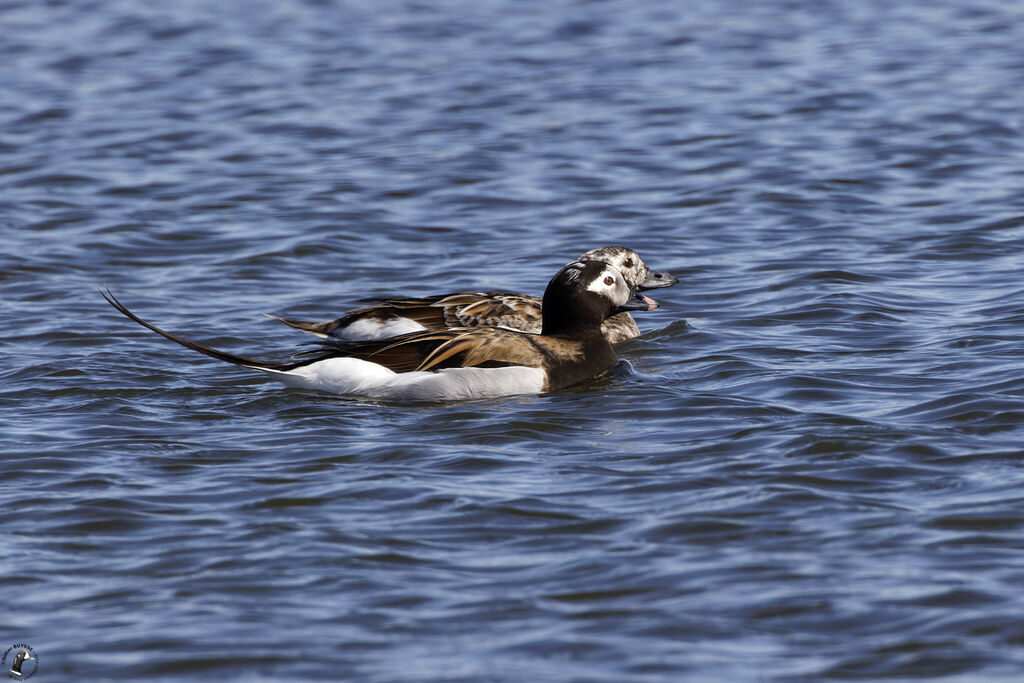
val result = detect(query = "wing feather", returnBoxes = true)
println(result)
[270,292,545,338]
[316,327,548,373]
[416,335,481,371]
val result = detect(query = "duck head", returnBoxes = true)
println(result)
[578,246,679,291]
[541,260,657,336]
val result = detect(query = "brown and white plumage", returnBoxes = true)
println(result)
[101,260,659,401]
[267,246,677,344]
[267,292,542,341]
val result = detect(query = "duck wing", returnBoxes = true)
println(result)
[267,292,543,339]
[312,327,547,373]
[429,292,542,330]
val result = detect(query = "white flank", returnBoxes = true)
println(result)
[334,316,427,341]
[262,357,546,401]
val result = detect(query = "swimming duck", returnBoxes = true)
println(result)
[266,246,677,344]
[101,260,659,401]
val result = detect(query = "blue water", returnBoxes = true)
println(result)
[4,0,1024,680]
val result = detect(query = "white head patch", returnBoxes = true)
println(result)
[585,264,631,305]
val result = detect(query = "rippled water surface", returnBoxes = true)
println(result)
[5,0,1024,680]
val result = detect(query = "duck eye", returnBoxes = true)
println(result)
[604,276,614,286]
[623,258,634,268]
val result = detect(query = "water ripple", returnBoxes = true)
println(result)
[5,0,1024,680]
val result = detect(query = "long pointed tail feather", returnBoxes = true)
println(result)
[262,313,331,338]
[100,288,298,372]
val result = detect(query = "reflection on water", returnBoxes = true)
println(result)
[4,0,1024,679]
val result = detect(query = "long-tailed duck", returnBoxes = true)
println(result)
[267,246,676,344]
[101,261,658,401]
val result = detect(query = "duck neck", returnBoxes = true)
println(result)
[541,329,618,391]
[541,316,604,339]
[540,291,607,339]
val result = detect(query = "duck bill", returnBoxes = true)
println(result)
[638,270,679,290]
[615,292,659,313]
